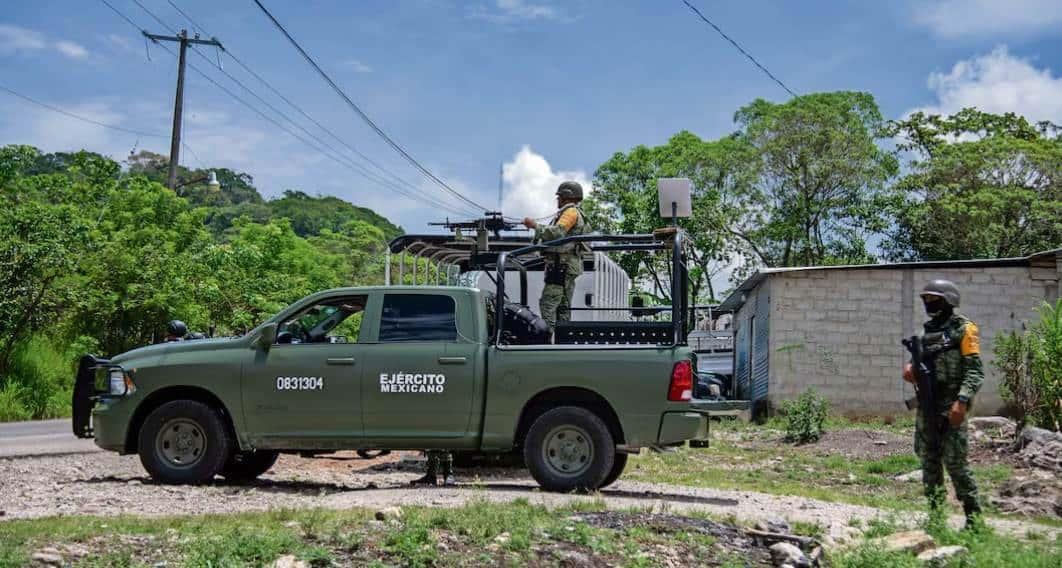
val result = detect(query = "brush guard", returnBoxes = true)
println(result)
[71,354,121,438]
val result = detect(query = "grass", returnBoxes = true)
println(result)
[0,500,736,567]
[0,334,92,422]
[625,423,1020,520]
[835,519,1062,567]
[2,499,1058,567]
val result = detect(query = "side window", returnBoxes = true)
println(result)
[277,296,367,344]
[379,294,457,342]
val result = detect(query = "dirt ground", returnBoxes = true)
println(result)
[2,443,1058,548]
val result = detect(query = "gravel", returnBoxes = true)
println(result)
[0,450,1055,544]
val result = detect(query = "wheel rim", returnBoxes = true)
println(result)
[542,424,594,478]
[156,418,207,469]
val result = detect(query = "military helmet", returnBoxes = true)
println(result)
[555,181,583,201]
[920,279,960,308]
[167,320,188,337]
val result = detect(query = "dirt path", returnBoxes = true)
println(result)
[2,451,1057,546]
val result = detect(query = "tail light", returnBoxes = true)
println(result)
[668,360,693,401]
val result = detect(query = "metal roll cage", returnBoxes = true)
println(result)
[494,231,688,347]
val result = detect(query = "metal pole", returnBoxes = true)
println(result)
[168,30,189,190]
[384,249,391,285]
[143,31,223,190]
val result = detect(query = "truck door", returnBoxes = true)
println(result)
[360,292,479,441]
[242,294,369,446]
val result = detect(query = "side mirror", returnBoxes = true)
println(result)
[257,323,277,349]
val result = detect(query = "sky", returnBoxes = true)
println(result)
[2,1,1061,264]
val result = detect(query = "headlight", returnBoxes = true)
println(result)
[108,369,135,396]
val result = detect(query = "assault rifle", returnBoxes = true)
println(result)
[902,331,956,454]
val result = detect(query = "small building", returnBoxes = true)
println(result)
[718,249,1062,417]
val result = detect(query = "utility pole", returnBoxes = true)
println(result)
[143,29,223,189]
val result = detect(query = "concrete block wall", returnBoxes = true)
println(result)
[765,266,1052,416]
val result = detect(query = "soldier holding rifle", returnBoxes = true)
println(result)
[902,280,984,529]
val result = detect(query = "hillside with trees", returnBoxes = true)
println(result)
[0,145,400,420]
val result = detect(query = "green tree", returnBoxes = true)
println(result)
[267,190,402,240]
[734,91,899,267]
[594,131,758,301]
[885,109,1062,260]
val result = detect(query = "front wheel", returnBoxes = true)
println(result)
[221,450,279,483]
[523,406,615,492]
[137,400,232,484]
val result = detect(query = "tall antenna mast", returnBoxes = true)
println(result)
[497,161,503,211]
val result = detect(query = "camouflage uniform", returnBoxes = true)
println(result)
[914,311,984,521]
[535,203,591,329]
[413,450,454,486]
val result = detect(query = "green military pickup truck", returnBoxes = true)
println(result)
[73,230,712,492]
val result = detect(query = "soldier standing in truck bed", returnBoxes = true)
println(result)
[522,181,592,331]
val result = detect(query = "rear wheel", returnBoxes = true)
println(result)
[138,400,231,484]
[221,450,279,483]
[523,406,614,492]
[599,452,628,489]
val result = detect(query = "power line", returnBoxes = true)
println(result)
[0,82,205,168]
[0,83,165,138]
[678,0,798,98]
[251,0,492,213]
[137,0,479,216]
[99,0,475,216]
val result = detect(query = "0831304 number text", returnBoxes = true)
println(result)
[275,376,324,391]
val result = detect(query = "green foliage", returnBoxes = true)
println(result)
[994,299,1062,431]
[593,131,759,301]
[781,389,830,443]
[885,108,1062,261]
[734,91,898,268]
[593,91,897,297]
[0,145,398,420]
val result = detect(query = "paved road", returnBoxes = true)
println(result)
[0,419,100,458]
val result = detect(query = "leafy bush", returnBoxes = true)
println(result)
[994,299,1062,431]
[781,388,830,443]
[0,334,95,421]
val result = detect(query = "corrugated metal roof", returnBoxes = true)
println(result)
[718,248,1062,312]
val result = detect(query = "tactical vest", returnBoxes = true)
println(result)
[922,313,971,411]
[544,204,592,274]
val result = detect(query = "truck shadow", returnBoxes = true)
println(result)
[76,475,741,509]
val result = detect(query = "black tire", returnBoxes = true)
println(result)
[598,452,628,489]
[137,400,232,484]
[356,449,392,459]
[523,406,615,493]
[220,450,279,483]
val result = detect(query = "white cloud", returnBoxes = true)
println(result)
[343,59,373,73]
[0,24,47,53]
[468,0,562,24]
[501,146,592,221]
[0,24,89,59]
[54,40,88,59]
[910,46,1062,123]
[912,0,1062,39]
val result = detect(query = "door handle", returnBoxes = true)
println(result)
[437,356,467,364]
[326,357,356,365]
